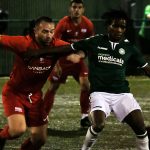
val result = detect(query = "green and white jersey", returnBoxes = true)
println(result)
[72,34,147,93]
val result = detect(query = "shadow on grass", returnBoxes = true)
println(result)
[47,127,87,138]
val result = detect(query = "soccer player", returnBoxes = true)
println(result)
[27,9,150,149]
[138,4,150,54]
[44,0,95,128]
[0,8,9,34]
[0,16,83,150]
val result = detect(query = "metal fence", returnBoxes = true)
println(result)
[0,18,147,76]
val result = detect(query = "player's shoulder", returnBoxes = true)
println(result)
[122,38,133,46]
[120,38,137,51]
[57,16,71,27]
[82,16,93,24]
[59,16,70,23]
[25,35,33,41]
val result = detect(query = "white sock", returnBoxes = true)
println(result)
[136,135,149,150]
[81,126,98,150]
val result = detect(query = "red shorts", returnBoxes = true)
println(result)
[49,59,88,83]
[2,84,48,127]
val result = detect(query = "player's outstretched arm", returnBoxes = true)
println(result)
[23,45,73,60]
[23,45,86,61]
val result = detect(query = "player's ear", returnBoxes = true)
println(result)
[68,7,71,14]
[82,7,85,14]
[33,27,37,34]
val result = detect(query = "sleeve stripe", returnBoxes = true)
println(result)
[141,63,148,68]
[71,43,76,51]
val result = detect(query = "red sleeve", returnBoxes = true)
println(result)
[0,35,30,54]
[54,17,67,39]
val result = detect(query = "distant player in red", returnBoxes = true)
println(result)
[0,16,83,150]
[44,0,94,128]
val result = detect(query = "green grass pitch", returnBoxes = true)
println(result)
[0,76,150,150]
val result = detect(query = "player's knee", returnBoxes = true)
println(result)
[31,134,46,146]
[9,126,26,138]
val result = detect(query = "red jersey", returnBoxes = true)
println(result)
[54,15,94,67]
[1,35,68,94]
[54,16,94,43]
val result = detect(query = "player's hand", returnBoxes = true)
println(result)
[66,54,82,63]
[54,61,62,78]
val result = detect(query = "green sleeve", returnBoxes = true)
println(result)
[132,46,147,67]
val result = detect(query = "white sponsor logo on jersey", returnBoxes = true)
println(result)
[28,66,51,74]
[15,107,23,112]
[43,115,49,122]
[97,46,108,51]
[83,72,88,75]
[75,32,79,36]
[119,48,125,55]
[81,29,87,33]
[98,53,124,66]
[40,57,44,62]
[67,30,72,32]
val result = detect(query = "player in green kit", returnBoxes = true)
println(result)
[24,9,150,149]
[138,4,150,54]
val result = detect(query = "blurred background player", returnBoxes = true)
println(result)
[138,4,150,54]
[43,0,95,128]
[0,8,9,34]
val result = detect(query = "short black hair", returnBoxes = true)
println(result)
[0,9,9,34]
[34,16,53,26]
[101,9,129,26]
[70,0,84,5]
[0,9,9,19]
[101,9,135,42]
[23,16,53,36]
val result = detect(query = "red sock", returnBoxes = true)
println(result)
[20,138,43,150]
[20,138,35,150]
[43,89,55,114]
[0,125,12,139]
[80,90,90,114]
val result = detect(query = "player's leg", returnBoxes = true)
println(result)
[20,100,48,149]
[43,62,63,115]
[0,114,26,150]
[113,93,149,150]
[124,110,149,150]
[0,88,27,150]
[146,126,150,148]
[74,60,91,128]
[79,76,91,128]
[81,110,105,150]
[81,92,110,150]
[20,124,48,150]
[44,80,60,114]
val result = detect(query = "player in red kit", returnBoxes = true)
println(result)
[0,16,83,150]
[44,0,95,128]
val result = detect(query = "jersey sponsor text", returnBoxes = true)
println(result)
[98,53,124,66]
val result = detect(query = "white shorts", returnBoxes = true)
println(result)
[89,92,141,122]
